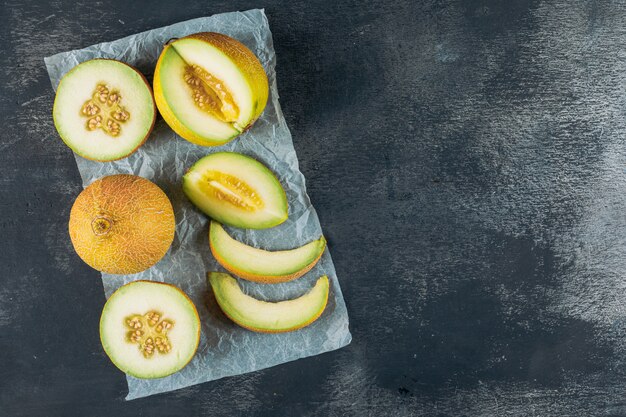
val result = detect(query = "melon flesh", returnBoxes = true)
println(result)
[209,272,329,333]
[183,152,288,229]
[99,281,200,379]
[156,47,240,142]
[210,220,326,283]
[53,59,155,161]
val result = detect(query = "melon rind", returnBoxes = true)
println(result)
[68,174,175,274]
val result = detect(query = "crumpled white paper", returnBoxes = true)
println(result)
[44,9,351,400]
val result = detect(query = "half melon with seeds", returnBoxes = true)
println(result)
[100,280,201,379]
[183,152,288,229]
[209,272,329,333]
[210,221,326,283]
[53,59,156,161]
[154,32,269,146]
[69,174,175,274]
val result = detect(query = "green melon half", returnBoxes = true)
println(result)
[53,59,156,161]
[99,281,200,379]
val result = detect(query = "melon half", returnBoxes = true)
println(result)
[154,32,269,146]
[53,59,156,161]
[100,280,200,379]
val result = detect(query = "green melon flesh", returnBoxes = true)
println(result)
[210,220,325,281]
[183,152,288,229]
[208,272,329,333]
[99,281,200,379]
[53,59,155,161]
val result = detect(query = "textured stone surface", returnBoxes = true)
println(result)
[2,0,626,415]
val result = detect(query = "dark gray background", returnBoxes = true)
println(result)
[2,0,626,416]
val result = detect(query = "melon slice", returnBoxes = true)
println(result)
[208,272,329,333]
[210,221,325,283]
[53,59,156,161]
[154,32,269,146]
[99,281,200,379]
[183,152,288,229]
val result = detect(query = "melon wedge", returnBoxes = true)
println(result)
[53,59,156,161]
[208,272,329,333]
[99,281,200,379]
[154,32,269,146]
[183,152,288,229]
[210,221,325,283]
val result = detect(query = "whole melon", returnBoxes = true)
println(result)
[69,174,175,274]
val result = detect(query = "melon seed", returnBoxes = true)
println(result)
[183,65,239,122]
[124,310,175,359]
[81,84,130,137]
[205,171,264,211]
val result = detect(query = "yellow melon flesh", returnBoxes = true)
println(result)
[68,174,175,274]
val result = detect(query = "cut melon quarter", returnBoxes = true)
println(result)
[210,220,326,283]
[183,152,288,229]
[99,281,200,379]
[53,59,156,161]
[208,272,329,333]
[153,32,269,146]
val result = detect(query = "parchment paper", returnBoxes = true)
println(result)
[44,9,351,400]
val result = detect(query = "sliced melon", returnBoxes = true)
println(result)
[53,59,156,161]
[100,280,200,379]
[154,32,269,146]
[208,272,329,333]
[183,152,288,229]
[210,221,325,283]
